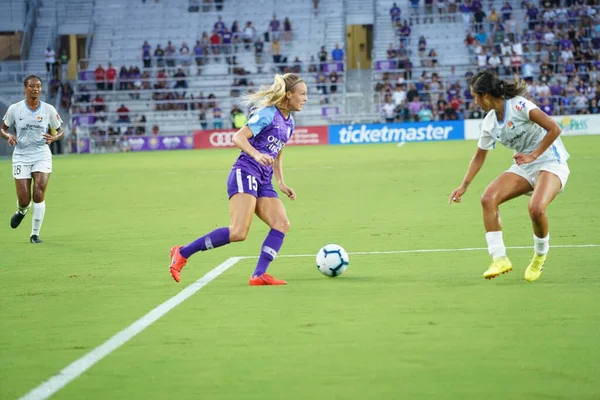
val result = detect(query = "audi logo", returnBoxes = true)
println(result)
[209,132,236,147]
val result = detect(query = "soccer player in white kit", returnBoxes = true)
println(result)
[449,70,570,282]
[1,75,64,243]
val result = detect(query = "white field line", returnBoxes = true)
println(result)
[239,244,600,259]
[18,257,243,400]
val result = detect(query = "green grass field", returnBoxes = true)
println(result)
[1,136,599,400]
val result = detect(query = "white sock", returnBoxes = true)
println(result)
[31,201,46,236]
[17,200,30,215]
[485,231,506,259]
[534,233,549,256]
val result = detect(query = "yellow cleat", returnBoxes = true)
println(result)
[524,254,546,282]
[483,257,513,280]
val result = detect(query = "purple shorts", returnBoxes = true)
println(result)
[227,168,278,199]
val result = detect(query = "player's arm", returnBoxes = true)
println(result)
[43,127,64,144]
[0,122,17,145]
[232,126,274,166]
[274,149,296,200]
[449,147,488,204]
[513,108,562,165]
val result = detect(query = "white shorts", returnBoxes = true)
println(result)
[507,160,570,195]
[12,159,53,179]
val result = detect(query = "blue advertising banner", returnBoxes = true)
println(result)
[328,121,465,145]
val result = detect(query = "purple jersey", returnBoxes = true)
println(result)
[232,106,295,184]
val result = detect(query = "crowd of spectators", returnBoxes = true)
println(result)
[377,0,600,123]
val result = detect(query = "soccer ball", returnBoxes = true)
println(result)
[316,244,349,277]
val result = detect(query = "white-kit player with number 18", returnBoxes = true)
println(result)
[1,75,64,243]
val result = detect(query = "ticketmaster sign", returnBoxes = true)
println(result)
[328,121,465,145]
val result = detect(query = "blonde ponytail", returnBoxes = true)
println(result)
[243,73,303,112]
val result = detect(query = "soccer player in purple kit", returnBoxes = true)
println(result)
[169,73,307,286]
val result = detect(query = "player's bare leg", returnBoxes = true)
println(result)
[249,197,290,285]
[29,172,50,243]
[169,193,256,282]
[11,178,32,229]
[525,171,562,282]
[480,172,532,279]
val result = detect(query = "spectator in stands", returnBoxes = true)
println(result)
[381,95,396,122]
[418,36,427,67]
[214,16,226,31]
[418,105,433,121]
[180,42,192,69]
[173,68,188,91]
[409,0,420,25]
[254,37,264,73]
[423,0,434,24]
[142,41,152,68]
[318,46,328,70]
[243,21,256,49]
[231,104,248,128]
[316,69,328,100]
[136,116,147,135]
[116,104,131,123]
[437,0,446,22]
[221,27,233,58]
[231,20,240,43]
[59,50,68,80]
[61,81,73,109]
[399,20,411,45]
[269,14,281,42]
[428,48,439,68]
[49,75,61,98]
[308,55,318,73]
[283,17,293,42]
[212,106,223,129]
[460,1,472,31]
[292,56,302,73]
[390,2,401,23]
[272,38,282,66]
[106,63,117,90]
[154,44,165,67]
[165,41,177,68]
[392,83,406,106]
[44,47,56,77]
[332,43,344,64]
[313,0,319,16]
[194,40,204,75]
[408,95,423,120]
[117,66,129,91]
[329,71,339,94]
[210,29,221,59]
[94,64,106,90]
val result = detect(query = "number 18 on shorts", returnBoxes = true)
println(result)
[13,159,52,179]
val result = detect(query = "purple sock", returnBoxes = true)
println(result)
[180,227,230,259]
[253,229,285,277]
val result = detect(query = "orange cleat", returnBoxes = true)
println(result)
[169,246,188,283]
[248,273,287,286]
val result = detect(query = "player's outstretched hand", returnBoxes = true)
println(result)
[279,184,296,200]
[513,152,536,165]
[449,185,467,204]
[43,134,55,145]
[254,153,274,166]
[7,134,17,146]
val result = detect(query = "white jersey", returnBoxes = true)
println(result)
[478,96,569,165]
[2,100,62,164]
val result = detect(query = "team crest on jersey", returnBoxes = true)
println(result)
[507,121,515,130]
[56,113,63,123]
[37,115,43,122]
[515,101,526,111]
